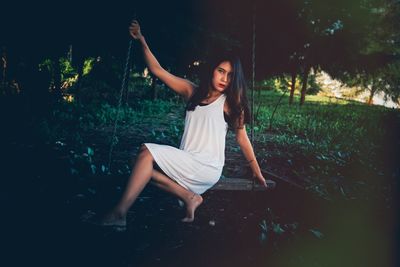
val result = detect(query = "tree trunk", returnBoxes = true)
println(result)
[300,65,311,106]
[289,70,296,105]
[367,80,376,105]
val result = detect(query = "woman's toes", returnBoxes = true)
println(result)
[181,216,194,223]
[100,212,127,226]
[180,193,203,223]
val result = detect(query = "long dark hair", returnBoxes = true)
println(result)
[186,50,250,130]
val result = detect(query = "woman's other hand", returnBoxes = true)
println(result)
[129,20,143,40]
[253,172,275,189]
[255,173,268,188]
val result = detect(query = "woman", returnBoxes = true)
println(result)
[100,20,272,226]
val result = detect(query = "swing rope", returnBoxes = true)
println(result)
[251,4,257,190]
[249,4,280,190]
[250,3,256,148]
[107,39,133,173]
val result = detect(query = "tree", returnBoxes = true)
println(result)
[325,0,400,104]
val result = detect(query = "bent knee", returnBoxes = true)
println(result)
[138,144,152,159]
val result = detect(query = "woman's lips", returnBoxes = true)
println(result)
[218,83,226,88]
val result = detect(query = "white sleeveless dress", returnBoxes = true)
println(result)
[143,94,228,194]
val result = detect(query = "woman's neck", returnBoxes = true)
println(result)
[207,88,223,99]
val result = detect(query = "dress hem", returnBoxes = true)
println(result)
[143,143,194,193]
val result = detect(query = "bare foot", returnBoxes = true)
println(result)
[181,193,203,223]
[99,210,127,227]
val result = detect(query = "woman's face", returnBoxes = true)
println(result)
[211,61,233,93]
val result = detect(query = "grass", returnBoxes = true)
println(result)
[251,89,398,200]
[41,87,398,201]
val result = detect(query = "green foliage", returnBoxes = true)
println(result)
[259,208,301,246]
[38,57,79,89]
[257,78,276,90]
[253,90,390,153]
[273,76,290,91]
[94,103,140,125]
[33,84,397,201]
[93,99,181,126]
[38,59,53,73]
[59,57,78,88]
[309,229,324,239]
[83,58,96,76]
[59,57,76,79]
[251,89,398,199]
[306,73,322,95]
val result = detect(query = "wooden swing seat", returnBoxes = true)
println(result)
[210,177,276,191]
[209,169,303,191]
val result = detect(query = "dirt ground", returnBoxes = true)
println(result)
[2,133,397,267]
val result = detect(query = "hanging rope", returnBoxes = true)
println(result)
[250,5,256,145]
[107,39,134,173]
[251,3,257,190]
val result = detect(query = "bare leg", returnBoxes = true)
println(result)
[101,145,203,225]
[151,170,203,222]
[100,144,154,226]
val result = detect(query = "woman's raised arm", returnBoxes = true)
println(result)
[129,20,195,100]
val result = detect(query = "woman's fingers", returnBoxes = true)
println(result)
[128,20,142,40]
[257,176,269,188]
[258,179,268,188]
[129,24,140,32]
[129,22,141,39]
[252,174,270,189]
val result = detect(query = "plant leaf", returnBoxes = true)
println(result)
[309,229,324,239]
